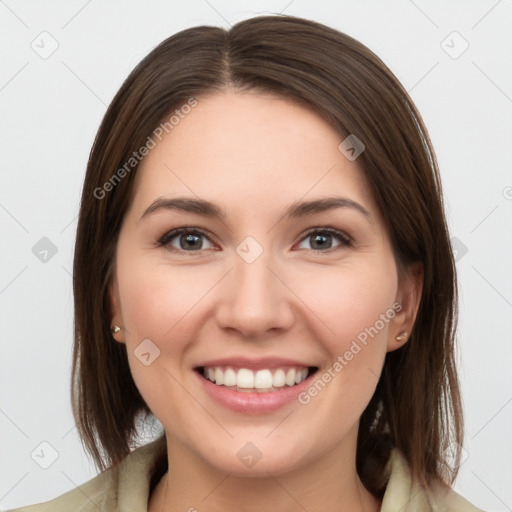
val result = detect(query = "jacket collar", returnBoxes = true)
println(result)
[101,435,478,512]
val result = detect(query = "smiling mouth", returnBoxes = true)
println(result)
[195,366,319,393]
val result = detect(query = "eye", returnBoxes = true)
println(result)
[158,228,215,252]
[157,226,352,254]
[296,227,352,251]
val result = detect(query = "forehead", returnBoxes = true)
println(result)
[130,91,380,222]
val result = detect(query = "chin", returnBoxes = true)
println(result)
[189,434,312,477]
[212,452,304,478]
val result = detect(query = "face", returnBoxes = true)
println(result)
[110,91,421,476]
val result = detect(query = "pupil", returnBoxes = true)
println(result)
[181,233,201,250]
[312,234,331,249]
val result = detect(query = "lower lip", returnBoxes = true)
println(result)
[195,369,317,414]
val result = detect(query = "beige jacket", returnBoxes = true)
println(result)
[9,437,485,511]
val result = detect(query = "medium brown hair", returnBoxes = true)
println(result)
[72,14,463,497]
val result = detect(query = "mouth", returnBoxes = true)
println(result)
[194,365,319,393]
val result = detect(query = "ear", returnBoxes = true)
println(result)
[108,266,126,344]
[387,262,423,352]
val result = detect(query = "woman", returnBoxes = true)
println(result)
[10,14,484,512]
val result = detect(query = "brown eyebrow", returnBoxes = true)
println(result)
[284,197,372,222]
[141,197,225,221]
[140,196,373,223]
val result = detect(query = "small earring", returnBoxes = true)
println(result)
[396,331,408,343]
[111,325,121,334]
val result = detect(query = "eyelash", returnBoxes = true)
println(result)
[157,226,353,254]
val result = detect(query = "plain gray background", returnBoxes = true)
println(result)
[1,1,511,510]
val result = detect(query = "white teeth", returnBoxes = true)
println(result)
[285,369,296,386]
[295,369,306,384]
[237,368,254,388]
[223,367,237,387]
[202,366,311,391]
[272,369,286,387]
[214,368,224,386]
[254,369,273,389]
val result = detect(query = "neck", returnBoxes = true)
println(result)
[149,428,382,512]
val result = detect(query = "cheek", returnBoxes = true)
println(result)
[118,258,218,343]
[296,258,396,332]
[116,258,213,418]
[290,259,397,383]
[291,264,395,430]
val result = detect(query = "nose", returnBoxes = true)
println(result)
[214,248,295,339]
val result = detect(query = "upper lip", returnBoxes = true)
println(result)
[194,357,317,371]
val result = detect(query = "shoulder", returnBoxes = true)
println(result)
[6,436,166,512]
[427,479,487,512]
[6,469,114,512]
[382,448,486,512]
